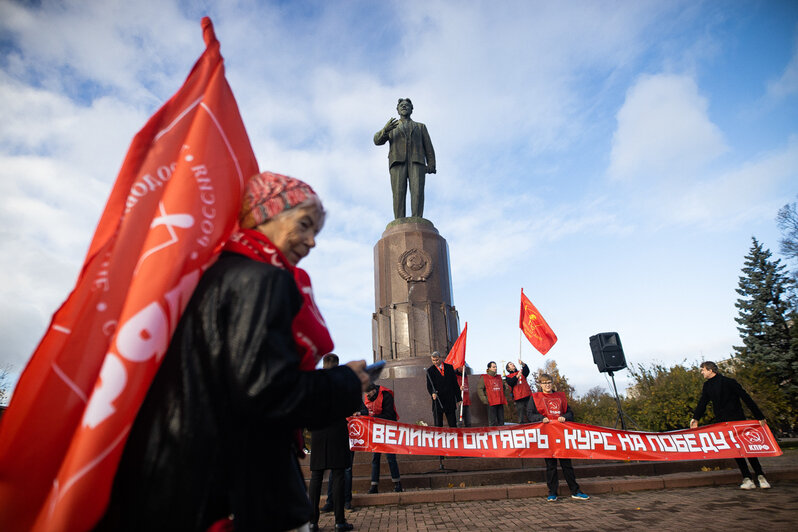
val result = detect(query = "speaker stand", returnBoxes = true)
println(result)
[607,371,640,431]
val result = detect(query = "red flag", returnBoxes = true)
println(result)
[519,289,557,355]
[445,322,467,369]
[0,18,258,532]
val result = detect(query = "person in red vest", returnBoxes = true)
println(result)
[505,359,532,423]
[477,361,508,426]
[528,374,590,501]
[455,368,472,427]
[360,383,404,494]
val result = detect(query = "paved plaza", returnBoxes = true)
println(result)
[317,480,798,531]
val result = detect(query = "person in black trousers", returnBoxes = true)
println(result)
[690,361,771,490]
[360,384,404,494]
[308,354,355,531]
[426,351,462,427]
[527,374,590,502]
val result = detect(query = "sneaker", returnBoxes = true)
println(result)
[740,477,756,490]
[393,482,404,493]
[571,492,590,500]
[546,494,558,502]
[757,475,771,489]
[367,485,378,494]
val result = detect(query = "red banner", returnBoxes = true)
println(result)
[519,289,557,355]
[348,417,782,461]
[0,18,258,532]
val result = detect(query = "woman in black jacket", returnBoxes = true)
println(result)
[96,172,368,531]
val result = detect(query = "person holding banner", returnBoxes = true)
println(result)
[690,361,771,490]
[361,383,404,493]
[426,351,462,428]
[96,173,369,531]
[478,361,508,426]
[528,374,590,501]
[505,359,532,423]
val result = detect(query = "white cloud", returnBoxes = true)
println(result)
[608,74,728,181]
[767,34,798,100]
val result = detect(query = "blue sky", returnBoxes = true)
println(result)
[1,0,797,402]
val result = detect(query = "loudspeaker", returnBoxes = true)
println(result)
[589,332,627,373]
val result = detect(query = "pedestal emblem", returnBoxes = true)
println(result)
[398,248,433,282]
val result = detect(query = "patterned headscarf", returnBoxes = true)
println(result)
[239,171,319,229]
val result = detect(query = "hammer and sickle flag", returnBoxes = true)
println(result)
[0,18,258,532]
[519,289,557,355]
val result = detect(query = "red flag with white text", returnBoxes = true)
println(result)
[445,322,467,369]
[519,289,557,355]
[0,18,258,532]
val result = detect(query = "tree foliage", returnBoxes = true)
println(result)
[777,198,798,275]
[624,362,707,432]
[531,359,574,397]
[570,386,619,428]
[0,364,12,406]
[729,360,796,435]
[734,237,798,411]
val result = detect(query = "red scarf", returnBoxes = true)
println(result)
[223,228,333,370]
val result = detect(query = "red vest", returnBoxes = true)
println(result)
[482,374,507,406]
[364,387,398,419]
[456,374,471,406]
[507,371,532,400]
[532,392,567,420]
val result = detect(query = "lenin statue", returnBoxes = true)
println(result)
[374,98,436,219]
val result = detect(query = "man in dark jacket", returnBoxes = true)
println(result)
[426,351,462,427]
[361,384,404,494]
[373,98,436,219]
[308,354,355,531]
[690,361,771,490]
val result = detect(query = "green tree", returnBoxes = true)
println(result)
[729,360,796,435]
[776,198,798,275]
[0,364,13,407]
[571,386,619,428]
[733,237,797,407]
[531,359,574,397]
[624,362,707,432]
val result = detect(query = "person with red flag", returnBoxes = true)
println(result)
[454,368,472,427]
[477,361,509,426]
[96,172,369,531]
[528,374,590,502]
[520,289,558,355]
[505,359,532,423]
[445,322,470,426]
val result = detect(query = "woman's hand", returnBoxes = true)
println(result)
[346,360,370,391]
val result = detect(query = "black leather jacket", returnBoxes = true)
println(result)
[96,252,361,531]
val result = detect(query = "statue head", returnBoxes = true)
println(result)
[396,98,413,118]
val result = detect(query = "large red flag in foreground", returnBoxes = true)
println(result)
[520,289,557,355]
[0,18,258,532]
[445,322,467,369]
